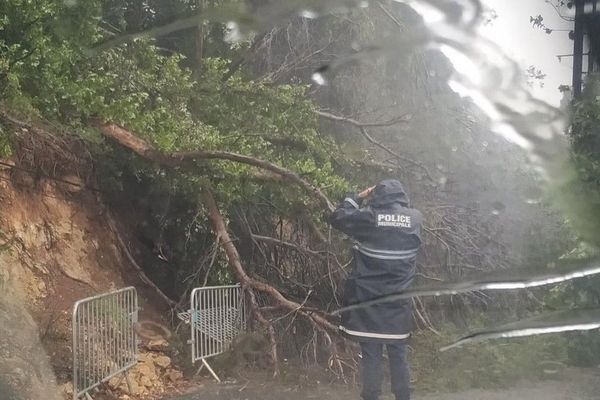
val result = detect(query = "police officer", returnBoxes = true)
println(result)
[329,179,423,400]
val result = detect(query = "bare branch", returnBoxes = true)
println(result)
[377,2,406,30]
[315,109,412,128]
[250,233,326,258]
[315,110,433,181]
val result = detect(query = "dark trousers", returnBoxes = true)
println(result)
[360,341,410,400]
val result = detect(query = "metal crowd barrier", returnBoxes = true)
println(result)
[72,287,138,400]
[178,284,246,381]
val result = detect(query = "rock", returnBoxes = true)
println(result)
[108,375,134,393]
[166,369,184,382]
[154,355,172,369]
[57,260,93,286]
[108,376,122,390]
[60,175,84,193]
[154,356,171,369]
[138,352,153,363]
[128,380,143,396]
[140,375,154,388]
[137,363,158,379]
[119,395,131,400]
[146,339,169,351]
[60,382,74,397]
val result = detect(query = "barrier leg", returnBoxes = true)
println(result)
[124,371,133,394]
[85,392,93,400]
[199,358,221,383]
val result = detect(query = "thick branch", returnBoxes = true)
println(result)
[202,186,337,332]
[301,210,329,244]
[98,123,334,211]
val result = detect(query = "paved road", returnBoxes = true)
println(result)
[165,367,600,400]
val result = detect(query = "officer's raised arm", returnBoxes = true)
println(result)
[328,186,375,238]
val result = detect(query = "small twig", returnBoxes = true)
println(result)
[315,109,412,128]
[278,290,314,331]
[377,2,406,31]
[412,298,440,335]
[250,233,325,258]
[238,380,250,392]
[415,272,443,282]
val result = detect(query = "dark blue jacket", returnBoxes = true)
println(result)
[330,179,423,343]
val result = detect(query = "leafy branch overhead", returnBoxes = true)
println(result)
[1,0,348,207]
[0,0,354,374]
[97,122,335,212]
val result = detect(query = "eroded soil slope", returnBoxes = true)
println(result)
[0,168,185,399]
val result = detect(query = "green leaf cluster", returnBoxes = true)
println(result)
[544,87,600,367]
[1,0,351,288]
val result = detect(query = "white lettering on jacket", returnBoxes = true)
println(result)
[376,214,411,228]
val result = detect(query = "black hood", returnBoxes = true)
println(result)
[370,179,409,207]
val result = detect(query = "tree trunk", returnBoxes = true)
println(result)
[194,0,205,76]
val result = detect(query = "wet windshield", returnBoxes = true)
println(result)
[1,1,600,400]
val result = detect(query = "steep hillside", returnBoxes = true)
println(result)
[0,166,186,399]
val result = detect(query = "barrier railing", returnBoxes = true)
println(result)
[178,284,245,381]
[72,287,138,400]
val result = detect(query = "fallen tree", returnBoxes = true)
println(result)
[94,120,351,375]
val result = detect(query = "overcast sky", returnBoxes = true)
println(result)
[479,0,574,106]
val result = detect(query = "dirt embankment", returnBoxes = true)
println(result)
[0,168,187,399]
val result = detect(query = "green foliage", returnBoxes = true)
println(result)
[512,82,600,368]
[0,0,353,295]
[1,0,349,193]
[560,90,600,247]
[542,243,600,367]
[0,0,97,150]
[571,95,600,189]
[566,331,600,367]
[82,48,347,206]
[0,0,102,107]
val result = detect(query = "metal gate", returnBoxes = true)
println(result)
[181,284,246,381]
[72,287,138,400]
